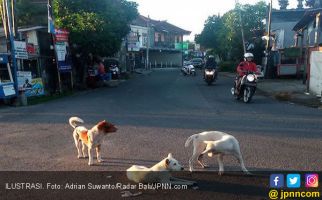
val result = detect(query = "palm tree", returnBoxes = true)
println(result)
[278,0,289,10]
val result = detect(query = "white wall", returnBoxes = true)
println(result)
[309,51,322,95]
[149,51,182,67]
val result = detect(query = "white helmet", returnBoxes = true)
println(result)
[244,53,254,58]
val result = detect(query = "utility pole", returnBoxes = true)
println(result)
[235,0,246,54]
[146,16,150,70]
[264,0,273,78]
[5,0,18,95]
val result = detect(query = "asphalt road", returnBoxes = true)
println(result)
[1,69,321,199]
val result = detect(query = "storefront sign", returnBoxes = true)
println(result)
[14,41,28,59]
[2,84,15,97]
[24,78,44,97]
[55,42,72,72]
[175,42,189,50]
[128,42,140,52]
[55,29,69,42]
[17,71,32,91]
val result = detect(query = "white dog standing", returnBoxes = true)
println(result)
[69,116,117,166]
[185,131,250,175]
[127,153,196,185]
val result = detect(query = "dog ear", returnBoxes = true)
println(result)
[167,153,173,158]
[165,158,170,167]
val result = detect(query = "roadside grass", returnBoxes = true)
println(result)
[27,91,74,105]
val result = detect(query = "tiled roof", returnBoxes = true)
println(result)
[293,8,322,31]
[131,15,191,35]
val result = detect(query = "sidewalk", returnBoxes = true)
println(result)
[257,79,322,108]
[134,68,153,75]
[221,72,322,108]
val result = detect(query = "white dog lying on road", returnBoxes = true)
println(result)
[185,131,250,175]
[127,153,196,185]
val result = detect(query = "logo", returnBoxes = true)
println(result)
[270,174,284,188]
[287,174,301,188]
[268,190,279,199]
[305,174,319,188]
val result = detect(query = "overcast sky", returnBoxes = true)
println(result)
[132,0,300,41]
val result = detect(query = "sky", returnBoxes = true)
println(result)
[132,0,300,41]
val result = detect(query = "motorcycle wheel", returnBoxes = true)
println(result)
[243,87,252,103]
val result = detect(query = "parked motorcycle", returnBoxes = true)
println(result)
[109,64,120,79]
[181,64,196,76]
[231,71,257,103]
[204,68,217,85]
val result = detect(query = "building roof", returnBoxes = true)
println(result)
[132,15,191,35]
[18,26,47,32]
[293,8,322,31]
[271,9,307,23]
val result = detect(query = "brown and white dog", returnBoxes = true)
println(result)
[69,116,117,165]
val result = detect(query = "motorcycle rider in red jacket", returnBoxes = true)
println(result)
[234,53,258,95]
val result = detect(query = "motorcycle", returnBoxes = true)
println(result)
[109,64,120,79]
[204,68,217,85]
[181,64,196,76]
[231,71,257,103]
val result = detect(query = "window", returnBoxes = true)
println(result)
[0,63,12,83]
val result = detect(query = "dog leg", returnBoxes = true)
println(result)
[189,143,206,172]
[217,154,224,175]
[96,145,104,163]
[88,147,94,166]
[73,131,83,159]
[189,154,199,172]
[197,154,209,168]
[234,152,250,175]
[82,143,88,158]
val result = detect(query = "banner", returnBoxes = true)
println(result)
[55,42,72,72]
[17,71,32,91]
[55,29,69,42]
[25,78,45,97]
[14,41,28,59]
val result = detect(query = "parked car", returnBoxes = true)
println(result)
[189,58,204,69]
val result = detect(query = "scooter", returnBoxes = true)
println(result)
[181,64,196,76]
[231,71,257,103]
[204,68,217,85]
[109,64,120,79]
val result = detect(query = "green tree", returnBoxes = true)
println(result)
[15,0,47,27]
[195,15,227,59]
[53,0,138,57]
[196,1,266,62]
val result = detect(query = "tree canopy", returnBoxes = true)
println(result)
[53,0,138,57]
[195,1,266,61]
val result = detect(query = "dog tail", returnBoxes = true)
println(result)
[185,135,195,148]
[69,117,84,129]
